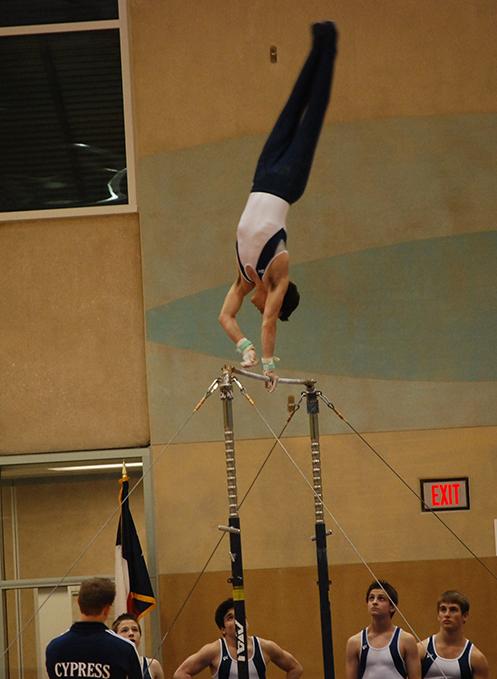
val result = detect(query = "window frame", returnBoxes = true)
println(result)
[0,0,137,221]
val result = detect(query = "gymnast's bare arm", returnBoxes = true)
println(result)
[173,641,219,679]
[400,631,421,679]
[345,633,361,679]
[471,646,489,678]
[261,253,289,360]
[218,274,254,344]
[259,638,303,678]
[148,658,164,679]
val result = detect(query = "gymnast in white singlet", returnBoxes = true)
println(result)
[219,22,338,391]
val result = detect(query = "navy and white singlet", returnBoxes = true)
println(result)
[358,626,407,679]
[212,636,266,679]
[421,635,473,678]
[234,23,337,285]
[143,656,153,679]
[236,192,289,283]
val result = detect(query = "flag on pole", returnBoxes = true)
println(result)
[115,464,156,619]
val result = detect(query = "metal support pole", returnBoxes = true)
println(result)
[219,369,249,679]
[205,366,335,678]
[306,386,335,679]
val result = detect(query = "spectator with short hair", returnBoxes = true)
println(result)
[46,577,143,679]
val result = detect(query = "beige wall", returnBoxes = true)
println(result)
[5,589,36,679]
[1,475,145,580]
[0,214,149,454]
[130,0,497,154]
[153,426,497,574]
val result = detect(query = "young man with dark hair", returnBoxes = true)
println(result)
[418,590,489,678]
[173,597,302,679]
[345,580,421,679]
[46,577,143,679]
[219,22,338,391]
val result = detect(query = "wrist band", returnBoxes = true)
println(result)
[236,337,253,354]
[262,357,276,372]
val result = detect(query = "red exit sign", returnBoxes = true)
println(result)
[420,477,470,512]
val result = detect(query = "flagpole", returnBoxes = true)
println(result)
[115,463,156,620]
[120,461,128,558]
[115,469,127,616]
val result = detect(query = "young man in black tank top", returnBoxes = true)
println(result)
[173,598,302,679]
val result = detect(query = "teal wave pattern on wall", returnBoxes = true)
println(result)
[147,231,497,382]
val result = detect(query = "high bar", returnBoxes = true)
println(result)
[231,366,316,386]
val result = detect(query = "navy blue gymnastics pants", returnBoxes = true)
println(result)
[251,22,338,205]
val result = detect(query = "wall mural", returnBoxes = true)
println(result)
[139,113,497,443]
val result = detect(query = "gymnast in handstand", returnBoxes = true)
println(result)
[219,21,338,391]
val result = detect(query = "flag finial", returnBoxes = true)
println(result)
[121,461,128,480]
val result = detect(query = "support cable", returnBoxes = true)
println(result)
[154,399,302,651]
[246,400,431,644]
[317,392,497,583]
[1,408,197,660]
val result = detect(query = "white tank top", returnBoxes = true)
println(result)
[212,636,266,679]
[423,637,473,678]
[360,626,406,679]
[236,192,289,282]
